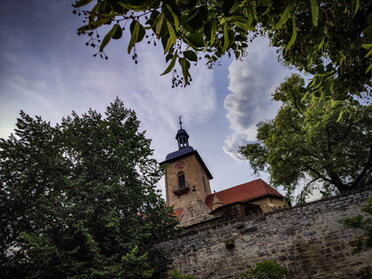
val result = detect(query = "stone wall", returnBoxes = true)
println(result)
[159,188,372,279]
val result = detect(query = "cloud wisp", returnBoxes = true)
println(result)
[223,37,292,160]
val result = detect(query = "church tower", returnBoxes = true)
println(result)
[161,117,213,214]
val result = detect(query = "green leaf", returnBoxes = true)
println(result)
[354,0,360,15]
[73,0,94,8]
[309,0,319,27]
[91,1,101,14]
[116,2,146,12]
[156,12,165,35]
[167,21,176,43]
[273,4,292,30]
[336,110,345,122]
[100,24,121,51]
[161,18,176,54]
[78,17,112,32]
[361,44,372,49]
[230,0,240,14]
[222,0,236,15]
[362,44,372,58]
[165,53,173,63]
[204,17,218,45]
[146,10,160,27]
[161,34,170,52]
[233,16,251,30]
[222,23,229,53]
[188,8,204,31]
[365,63,372,74]
[138,25,145,42]
[179,57,191,81]
[164,36,174,55]
[210,17,217,45]
[166,4,179,29]
[185,33,204,49]
[285,17,297,52]
[183,50,198,62]
[317,37,325,50]
[203,20,212,41]
[161,53,178,76]
[131,20,145,41]
[112,24,122,40]
[128,21,140,54]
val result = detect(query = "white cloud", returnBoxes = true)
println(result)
[223,37,292,160]
[0,29,217,182]
[129,49,217,124]
[126,49,217,161]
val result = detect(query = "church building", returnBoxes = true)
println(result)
[161,119,286,227]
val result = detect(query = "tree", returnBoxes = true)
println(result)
[241,260,288,279]
[0,98,177,278]
[239,74,372,202]
[72,0,371,96]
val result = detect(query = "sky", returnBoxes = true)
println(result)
[0,1,294,197]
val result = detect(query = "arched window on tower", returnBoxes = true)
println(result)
[178,172,186,188]
[179,137,186,148]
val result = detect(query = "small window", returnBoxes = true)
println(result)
[180,137,186,147]
[178,172,186,188]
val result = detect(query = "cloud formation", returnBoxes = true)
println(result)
[1,1,297,195]
[223,37,292,160]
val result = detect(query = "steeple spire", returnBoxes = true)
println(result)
[176,116,189,150]
[179,115,183,129]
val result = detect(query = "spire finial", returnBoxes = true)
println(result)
[179,115,182,129]
[175,115,189,149]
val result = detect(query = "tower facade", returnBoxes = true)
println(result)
[161,118,286,227]
[161,119,213,212]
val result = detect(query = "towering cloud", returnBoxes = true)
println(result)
[223,37,292,160]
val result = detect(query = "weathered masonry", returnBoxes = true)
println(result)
[159,121,372,278]
[159,188,372,279]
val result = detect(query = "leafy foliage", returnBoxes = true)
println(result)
[239,74,372,202]
[342,197,372,254]
[0,98,177,278]
[241,260,288,279]
[72,0,371,97]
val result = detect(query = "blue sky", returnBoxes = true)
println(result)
[0,1,294,196]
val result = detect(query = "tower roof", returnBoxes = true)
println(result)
[164,146,194,161]
[161,149,213,179]
[160,117,213,179]
[176,128,189,139]
[175,115,191,150]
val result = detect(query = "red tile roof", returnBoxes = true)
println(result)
[205,179,283,209]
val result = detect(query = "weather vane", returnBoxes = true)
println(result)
[179,115,182,129]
